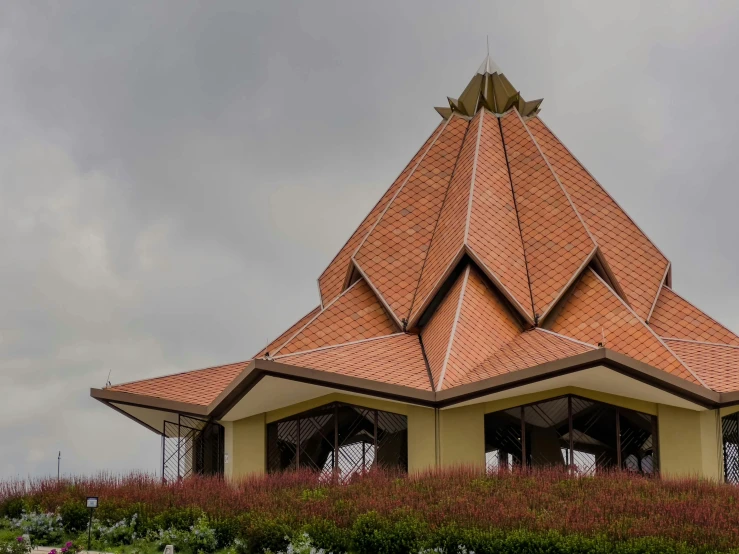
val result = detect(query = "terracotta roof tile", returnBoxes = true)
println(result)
[649,286,739,346]
[419,266,467,390]
[317,121,446,307]
[274,334,432,391]
[466,110,532,319]
[410,112,481,322]
[107,361,248,406]
[548,269,701,385]
[256,306,321,358]
[526,117,669,320]
[458,329,594,385]
[500,110,595,318]
[353,116,468,322]
[411,109,533,324]
[664,339,739,392]
[274,278,397,356]
[442,266,521,389]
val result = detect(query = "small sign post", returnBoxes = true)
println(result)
[86,497,98,553]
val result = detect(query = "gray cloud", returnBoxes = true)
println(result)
[1,0,738,477]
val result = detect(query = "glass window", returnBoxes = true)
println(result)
[722,413,739,483]
[485,395,658,475]
[266,402,408,478]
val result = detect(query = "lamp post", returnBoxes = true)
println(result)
[57,452,61,481]
[86,497,98,553]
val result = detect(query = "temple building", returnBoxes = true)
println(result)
[91,56,739,482]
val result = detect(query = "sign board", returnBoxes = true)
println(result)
[86,497,98,509]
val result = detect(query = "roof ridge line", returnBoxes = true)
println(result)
[315,120,449,303]
[408,115,474,322]
[539,246,598,324]
[107,359,250,390]
[534,327,599,349]
[662,337,739,350]
[498,113,536,318]
[463,107,485,243]
[417,334,437,392]
[350,116,453,263]
[660,285,739,341]
[646,262,671,323]
[254,305,320,358]
[272,332,408,359]
[437,265,470,391]
[465,245,534,325]
[270,278,365,357]
[533,116,672,265]
[350,260,405,329]
[517,109,599,253]
[587,267,710,389]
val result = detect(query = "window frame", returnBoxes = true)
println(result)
[484,394,659,474]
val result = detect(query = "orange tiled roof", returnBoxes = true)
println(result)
[459,329,595,385]
[353,116,468,322]
[101,56,739,414]
[256,306,320,357]
[273,333,433,391]
[500,110,596,319]
[107,361,249,406]
[273,278,397,356]
[527,117,670,320]
[664,339,739,392]
[421,264,520,390]
[317,121,446,307]
[548,269,702,385]
[649,286,739,346]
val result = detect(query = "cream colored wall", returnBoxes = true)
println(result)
[223,388,727,481]
[230,413,266,479]
[657,405,721,480]
[439,404,485,468]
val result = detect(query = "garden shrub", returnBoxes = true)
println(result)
[0,535,31,554]
[59,502,88,534]
[211,517,239,550]
[350,511,426,554]
[10,512,64,546]
[237,517,293,554]
[303,519,351,554]
[0,500,23,521]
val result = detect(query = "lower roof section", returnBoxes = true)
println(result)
[92,347,739,437]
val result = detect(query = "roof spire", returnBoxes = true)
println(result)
[436,51,543,120]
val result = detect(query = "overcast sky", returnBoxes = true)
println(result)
[2,1,739,478]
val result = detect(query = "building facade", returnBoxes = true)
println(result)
[91,56,739,483]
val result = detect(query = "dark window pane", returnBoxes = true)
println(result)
[267,418,298,472]
[723,414,739,483]
[523,397,569,468]
[569,397,618,474]
[337,405,377,476]
[485,408,522,472]
[266,402,408,477]
[620,411,656,475]
[298,407,336,476]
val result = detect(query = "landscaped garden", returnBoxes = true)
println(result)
[2,468,739,554]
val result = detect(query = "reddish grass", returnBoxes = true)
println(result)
[3,468,739,550]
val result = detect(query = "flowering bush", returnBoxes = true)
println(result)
[154,515,218,553]
[4,468,739,552]
[92,513,139,546]
[0,536,31,554]
[10,511,64,546]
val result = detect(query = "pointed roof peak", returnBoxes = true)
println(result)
[476,54,501,76]
[436,54,543,120]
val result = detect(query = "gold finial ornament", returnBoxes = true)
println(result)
[436,54,543,119]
